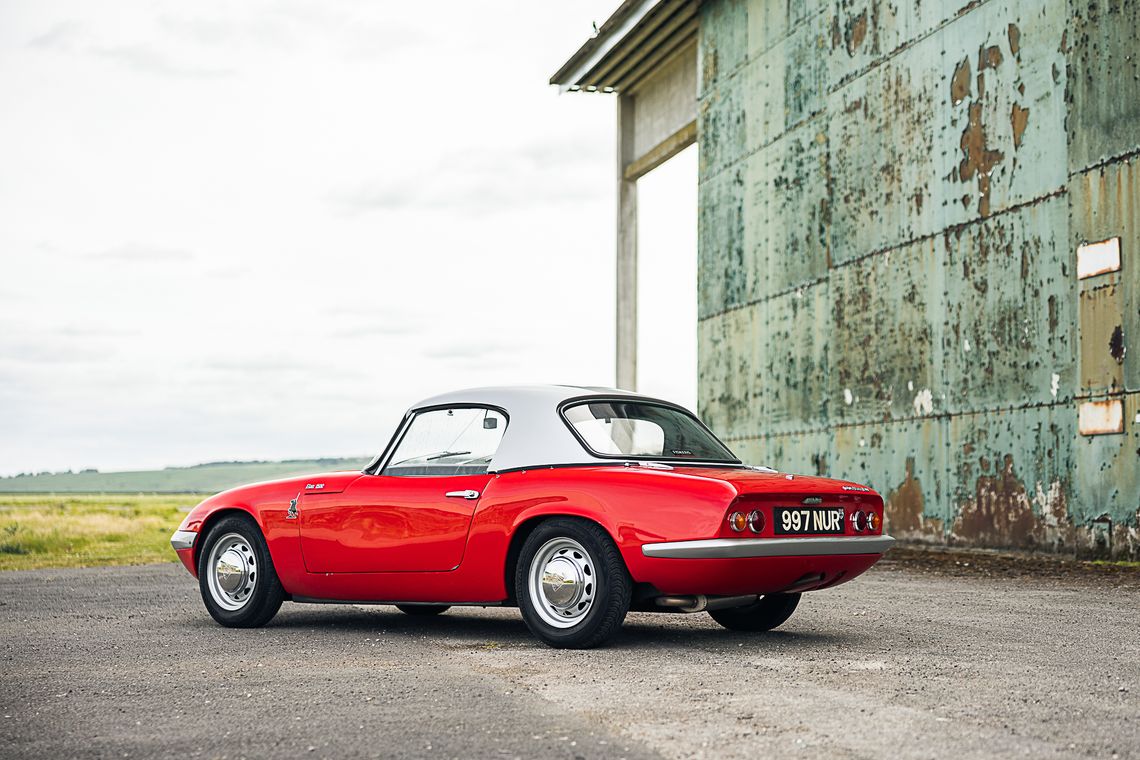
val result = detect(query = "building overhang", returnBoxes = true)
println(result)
[549,0,698,93]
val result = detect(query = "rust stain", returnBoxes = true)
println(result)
[978,44,1003,70]
[846,11,868,56]
[1109,325,1125,363]
[959,103,1005,217]
[1010,103,1030,149]
[1007,23,1020,56]
[953,454,1044,548]
[951,57,971,105]
[886,457,925,535]
[1048,295,1058,332]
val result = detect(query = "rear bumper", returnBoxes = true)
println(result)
[641,534,894,559]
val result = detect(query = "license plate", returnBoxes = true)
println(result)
[774,507,844,535]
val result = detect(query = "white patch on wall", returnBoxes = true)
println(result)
[963,338,971,353]
[907,380,914,391]
[844,388,853,405]
[913,388,934,416]
[1076,237,1121,279]
[1050,373,1060,399]
[1078,399,1124,436]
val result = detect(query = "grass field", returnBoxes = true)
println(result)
[0,494,203,571]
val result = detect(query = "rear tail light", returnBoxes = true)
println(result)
[850,510,869,533]
[747,510,765,534]
[728,511,747,532]
[867,511,880,532]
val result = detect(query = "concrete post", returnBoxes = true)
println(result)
[616,93,637,391]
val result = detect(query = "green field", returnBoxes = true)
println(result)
[0,494,203,571]
[0,457,370,494]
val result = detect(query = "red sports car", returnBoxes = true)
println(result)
[172,386,893,648]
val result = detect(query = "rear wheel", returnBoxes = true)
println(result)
[515,518,631,649]
[708,593,800,632]
[197,515,285,628]
[395,604,450,616]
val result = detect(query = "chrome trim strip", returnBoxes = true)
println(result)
[170,530,198,552]
[641,535,895,559]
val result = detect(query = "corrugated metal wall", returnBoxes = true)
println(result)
[696,0,1139,557]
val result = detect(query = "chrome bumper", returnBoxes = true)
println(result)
[170,530,198,552]
[641,535,895,559]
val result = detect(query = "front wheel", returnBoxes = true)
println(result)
[515,518,631,649]
[197,514,285,628]
[708,593,800,632]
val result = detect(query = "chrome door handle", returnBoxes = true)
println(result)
[445,489,480,500]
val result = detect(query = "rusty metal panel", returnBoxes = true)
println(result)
[758,283,830,433]
[946,404,1077,551]
[741,10,830,158]
[745,0,826,61]
[828,0,966,87]
[1069,156,1139,392]
[941,195,1076,412]
[741,124,829,299]
[698,0,748,98]
[831,417,951,542]
[1066,0,1140,173]
[830,238,944,424]
[1072,391,1140,556]
[696,166,746,318]
[697,305,761,441]
[827,0,1067,265]
[1078,277,1125,394]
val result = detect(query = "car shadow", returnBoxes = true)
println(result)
[229,604,867,651]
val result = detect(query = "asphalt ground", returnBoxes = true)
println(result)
[1,556,1137,759]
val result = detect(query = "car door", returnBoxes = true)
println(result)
[298,406,507,573]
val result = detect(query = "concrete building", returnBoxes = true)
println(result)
[553,0,1139,557]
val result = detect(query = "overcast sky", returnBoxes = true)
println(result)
[0,0,697,476]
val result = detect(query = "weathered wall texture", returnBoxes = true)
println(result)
[696,0,1139,557]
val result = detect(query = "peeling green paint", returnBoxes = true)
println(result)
[697,0,1140,557]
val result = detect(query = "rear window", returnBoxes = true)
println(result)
[562,400,738,462]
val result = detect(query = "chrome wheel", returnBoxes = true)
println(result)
[205,532,257,611]
[528,537,596,629]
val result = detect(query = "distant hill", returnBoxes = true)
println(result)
[0,457,372,494]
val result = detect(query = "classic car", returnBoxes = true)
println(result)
[171,385,894,648]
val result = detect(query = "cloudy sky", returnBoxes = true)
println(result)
[0,0,697,476]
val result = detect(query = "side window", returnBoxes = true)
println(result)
[383,407,507,477]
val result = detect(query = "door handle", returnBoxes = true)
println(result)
[445,489,480,500]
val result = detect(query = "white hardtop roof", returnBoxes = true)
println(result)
[403,384,708,473]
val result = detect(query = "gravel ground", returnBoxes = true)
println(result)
[1,558,1137,759]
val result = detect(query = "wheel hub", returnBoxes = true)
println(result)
[541,556,583,609]
[215,548,248,594]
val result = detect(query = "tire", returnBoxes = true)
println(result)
[708,593,801,632]
[515,517,631,649]
[197,514,285,628]
[395,604,450,616]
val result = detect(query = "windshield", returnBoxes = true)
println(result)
[562,400,738,463]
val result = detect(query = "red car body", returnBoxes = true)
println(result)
[174,426,889,607]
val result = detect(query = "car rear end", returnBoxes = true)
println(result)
[627,468,893,597]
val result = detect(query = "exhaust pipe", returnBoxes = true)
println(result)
[655,594,759,613]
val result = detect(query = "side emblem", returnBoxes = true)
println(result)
[286,494,299,520]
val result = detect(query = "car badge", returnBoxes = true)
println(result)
[286,494,300,519]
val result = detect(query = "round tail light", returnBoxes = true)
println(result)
[850,510,868,532]
[728,511,747,532]
[867,511,881,531]
[747,510,765,534]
